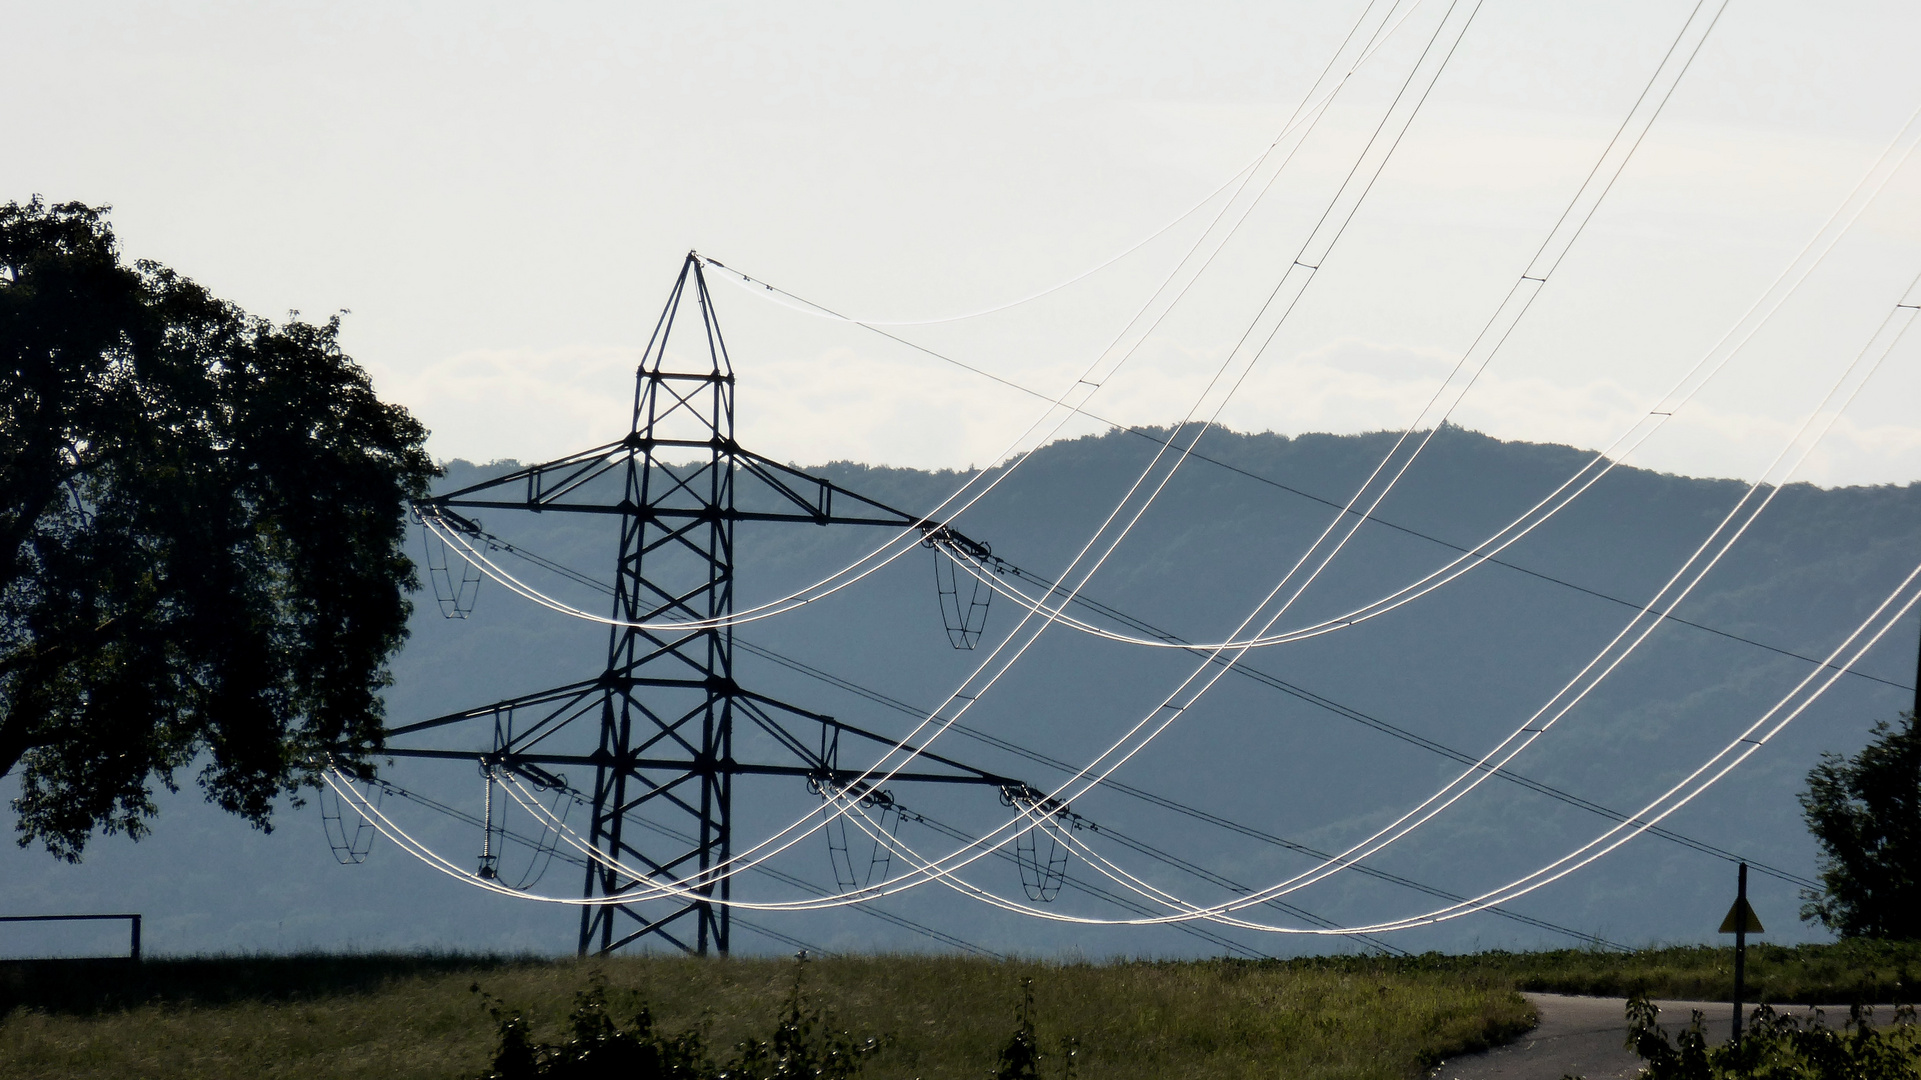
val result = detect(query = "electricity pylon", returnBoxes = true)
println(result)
[385,254,1024,956]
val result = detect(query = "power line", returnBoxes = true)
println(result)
[710,278,1909,697]
[909,263,1921,932]
[646,5,1921,931]
[732,638,1630,948]
[1081,816,1411,957]
[465,520,1678,930]
[906,809,1275,959]
[399,541,1424,951]
[1107,425,1916,694]
[470,512,1815,896]
[980,563,1825,892]
[618,802,1005,959]
[362,775,997,958]
[731,916,827,956]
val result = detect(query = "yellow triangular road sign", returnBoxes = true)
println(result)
[1719,898,1764,934]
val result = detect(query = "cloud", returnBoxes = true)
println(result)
[365,345,640,465]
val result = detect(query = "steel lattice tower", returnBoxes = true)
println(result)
[386,254,1019,956]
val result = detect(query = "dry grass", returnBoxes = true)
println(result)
[0,953,1531,1080]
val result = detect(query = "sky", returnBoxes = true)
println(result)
[7,0,1921,485]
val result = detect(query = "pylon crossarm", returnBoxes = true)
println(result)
[422,440,632,509]
[419,450,992,549]
[739,695,1019,787]
[780,766,1018,787]
[738,698,831,771]
[731,448,994,552]
[385,744,1024,789]
[382,677,605,739]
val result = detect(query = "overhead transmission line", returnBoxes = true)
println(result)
[714,241,1914,691]
[451,518,1640,938]
[401,2,1905,926]
[355,774,976,957]
[732,631,1807,904]
[353,642,1396,951]
[739,637,1623,950]
[729,0,1744,660]
[366,2,1897,941]
[428,25,1913,937]
[741,237,1921,928]
[736,1,1431,328]
[803,0,1820,916]
[830,542,1921,935]
[445,12,1905,922]
[360,756,1308,959]
[944,264,1921,932]
[673,0,1501,903]
[707,2,1917,693]
[379,493,1916,937]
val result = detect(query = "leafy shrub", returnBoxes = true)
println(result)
[1626,993,1921,1080]
[475,975,714,1080]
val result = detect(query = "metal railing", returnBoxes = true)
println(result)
[0,913,141,961]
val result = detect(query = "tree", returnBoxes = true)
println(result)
[1797,710,1921,938]
[0,197,437,859]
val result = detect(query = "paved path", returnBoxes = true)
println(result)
[1431,994,1886,1080]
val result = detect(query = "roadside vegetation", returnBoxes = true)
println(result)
[1627,994,1921,1080]
[0,951,1528,1080]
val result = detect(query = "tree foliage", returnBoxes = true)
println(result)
[0,196,436,858]
[1798,711,1921,939]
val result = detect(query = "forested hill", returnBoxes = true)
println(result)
[5,425,1918,959]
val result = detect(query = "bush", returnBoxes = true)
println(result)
[476,958,878,1080]
[1627,993,1921,1080]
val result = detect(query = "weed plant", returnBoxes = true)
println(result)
[474,959,879,1080]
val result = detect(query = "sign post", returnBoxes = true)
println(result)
[1718,862,1764,1045]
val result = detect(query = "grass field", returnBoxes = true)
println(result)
[1317,940,1921,1004]
[0,953,1529,1080]
[3,943,1915,1079]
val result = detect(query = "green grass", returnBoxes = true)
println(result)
[1283,941,1921,1004]
[7,943,1914,1079]
[0,953,1531,1080]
